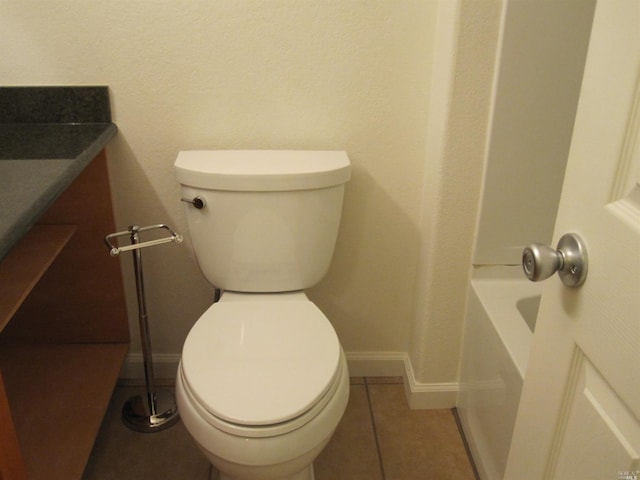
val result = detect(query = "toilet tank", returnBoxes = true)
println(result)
[174,150,351,292]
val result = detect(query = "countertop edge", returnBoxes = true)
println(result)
[0,123,117,262]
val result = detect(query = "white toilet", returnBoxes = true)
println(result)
[174,150,351,480]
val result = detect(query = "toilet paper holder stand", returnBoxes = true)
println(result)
[105,224,183,433]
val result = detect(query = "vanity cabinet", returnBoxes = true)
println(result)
[0,151,129,480]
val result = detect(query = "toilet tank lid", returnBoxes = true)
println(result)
[174,150,351,191]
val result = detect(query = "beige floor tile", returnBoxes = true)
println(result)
[85,382,477,480]
[82,386,211,480]
[315,384,383,480]
[368,383,476,480]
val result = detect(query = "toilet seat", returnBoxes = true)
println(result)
[180,297,341,436]
[179,350,345,439]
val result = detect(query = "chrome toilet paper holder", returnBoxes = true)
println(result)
[104,224,183,433]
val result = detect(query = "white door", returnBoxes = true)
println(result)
[504,1,640,479]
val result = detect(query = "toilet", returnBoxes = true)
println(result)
[174,150,351,480]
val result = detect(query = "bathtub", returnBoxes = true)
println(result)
[457,267,542,480]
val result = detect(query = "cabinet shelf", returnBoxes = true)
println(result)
[0,343,128,480]
[0,225,76,333]
[0,151,130,480]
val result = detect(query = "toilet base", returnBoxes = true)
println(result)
[219,464,314,480]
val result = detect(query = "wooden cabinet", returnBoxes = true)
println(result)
[0,151,129,480]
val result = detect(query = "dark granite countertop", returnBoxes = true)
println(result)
[0,87,116,261]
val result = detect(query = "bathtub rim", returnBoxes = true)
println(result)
[470,265,543,378]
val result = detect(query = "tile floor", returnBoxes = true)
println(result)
[83,377,478,480]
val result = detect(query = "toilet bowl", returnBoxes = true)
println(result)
[176,292,350,480]
[174,150,351,480]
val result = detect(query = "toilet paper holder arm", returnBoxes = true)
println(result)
[104,224,183,257]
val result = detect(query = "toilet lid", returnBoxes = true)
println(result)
[181,300,341,426]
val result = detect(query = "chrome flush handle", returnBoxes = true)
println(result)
[181,196,206,209]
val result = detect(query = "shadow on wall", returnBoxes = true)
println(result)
[106,135,214,358]
[308,164,420,354]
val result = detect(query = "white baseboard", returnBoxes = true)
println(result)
[344,351,407,377]
[119,353,181,381]
[120,351,459,410]
[120,351,408,380]
[402,356,459,409]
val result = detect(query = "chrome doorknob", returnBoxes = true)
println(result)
[522,233,588,287]
[522,243,562,282]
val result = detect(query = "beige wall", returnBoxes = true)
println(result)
[2,1,515,399]
[409,0,502,388]
[1,1,440,366]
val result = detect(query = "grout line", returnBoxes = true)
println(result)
[451,408,481,480]
[364,376,404,385]
[364,377,387,480]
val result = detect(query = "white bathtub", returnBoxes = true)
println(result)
[457,267,542,480]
